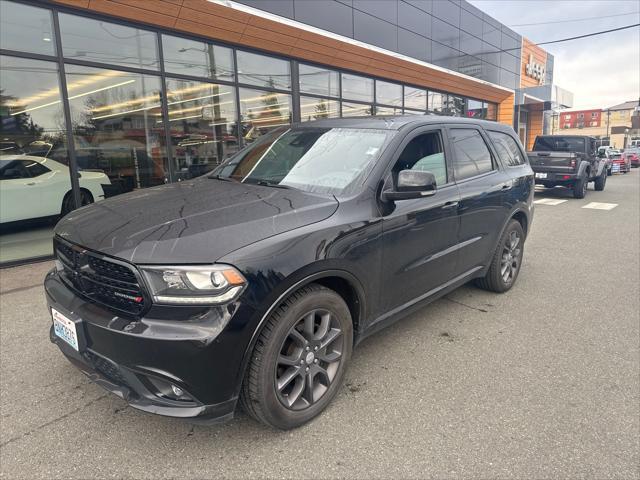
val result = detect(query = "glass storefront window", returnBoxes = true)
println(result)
[0,0,56,56]
[341,102,373,117]
[376,81,402,107]
[239,88,291,143]
[0,56,68,263]
[162,35,234,82]
[236,51,291,90]
[299,64,339,98]
[467,99,485,118]
[428,92,446,114]
[65,65,167,195]
[165,79,238,180]
[59,13,159,70]
[375,106,402,116]
[486,103,498,121]
[404,86,427,111]
[299,96,339,122]
[446,95,465,116]
[341,73,373,103]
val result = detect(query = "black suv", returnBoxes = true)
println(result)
[46,116,534,429]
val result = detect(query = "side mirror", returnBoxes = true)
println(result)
[382,170,437,201]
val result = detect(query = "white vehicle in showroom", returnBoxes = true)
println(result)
[0,155,110,224]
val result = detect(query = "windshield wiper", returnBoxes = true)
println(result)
[255,180,295,190]
[208,174,237,182]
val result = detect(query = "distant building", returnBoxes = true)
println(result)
[551,100,640,148]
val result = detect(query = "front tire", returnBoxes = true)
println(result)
[61,189,94,216]
[594,169,607,191]
[475,219,524,293]
[240,284,353,429]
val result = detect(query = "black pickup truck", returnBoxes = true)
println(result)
[527,135,607,198]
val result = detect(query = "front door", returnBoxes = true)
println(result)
[380,128,461,314]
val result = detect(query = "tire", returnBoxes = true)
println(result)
[61,189,94,216]
[594,169,607,191]
[475,219,524,293]
[572,174,588,199]
[607,167,612,176]
[240,284,353,429]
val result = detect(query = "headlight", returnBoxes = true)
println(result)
[140,265,247,305]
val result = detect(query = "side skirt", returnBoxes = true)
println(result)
[355,266,483,345]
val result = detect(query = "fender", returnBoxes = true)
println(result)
[577,160,592,178]
[233,267,366,398]
[479,205,531,274]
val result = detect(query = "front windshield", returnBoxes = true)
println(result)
[213,127,392,195]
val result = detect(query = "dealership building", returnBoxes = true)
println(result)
[0,0,572,265]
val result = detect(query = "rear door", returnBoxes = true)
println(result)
[448,126,511,277]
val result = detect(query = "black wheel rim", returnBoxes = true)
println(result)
[500,230,521,284]
[275,309,344,411]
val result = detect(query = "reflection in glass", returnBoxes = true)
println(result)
[428,91,446,114]
[375,106,402,116]
[236,51,291,90]
[341,73,373,102]
[376,81,402,106]
[165,79,238,180]
[341,102,373,117]
[446,95,465,116]
[404,86,427,111]
[467,99,485,118]
[59,13,159,70]
[0,0,55,56]
[300,96,339,122]
[0,56,70,263]
[486,102,498,121]
[65,65,167,195]
[239,88,291,143]
[404,109,425,115]
[299,64,339,97]
[162,35,234,82]
[215,127,391,195]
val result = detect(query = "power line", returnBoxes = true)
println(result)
[484,23,640,55]
[510,11,640,27]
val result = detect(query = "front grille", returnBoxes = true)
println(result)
[55,238,147,316]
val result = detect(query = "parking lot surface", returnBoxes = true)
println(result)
[1,171,638,479]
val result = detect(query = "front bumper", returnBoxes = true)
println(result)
[45,269,255,423]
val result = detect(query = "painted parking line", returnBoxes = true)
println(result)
[582,202,618,210]
[534,198,568,206]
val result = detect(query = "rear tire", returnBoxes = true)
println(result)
[240,284,353,430]
[572,174,587,199]
[61,189,94,216]
[607,167,612,176]
[594,169,607,191]
[475,219,525,293]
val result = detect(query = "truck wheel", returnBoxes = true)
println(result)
[475,219,524,293]
[607,167,612,176]
[240,284,353,429]
[572,175,587,199]
[594,170,607,191]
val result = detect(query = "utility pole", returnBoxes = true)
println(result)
[606,109,611,145]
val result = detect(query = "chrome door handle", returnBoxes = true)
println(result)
[441,201,459,209]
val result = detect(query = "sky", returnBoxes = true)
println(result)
[469,0,640,110]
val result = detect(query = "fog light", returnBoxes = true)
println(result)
[171,385,184,397]
[54,259,64,272]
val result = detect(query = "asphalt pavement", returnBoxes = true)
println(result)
[1,170,638,479]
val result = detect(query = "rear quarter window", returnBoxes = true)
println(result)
[488,131,526,166]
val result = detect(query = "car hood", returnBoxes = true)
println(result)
[55,177,339,264]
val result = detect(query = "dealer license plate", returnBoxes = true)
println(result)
[52,308,79,351]
[535,172,548,179]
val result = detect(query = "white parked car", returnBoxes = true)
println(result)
[0,155,110,224]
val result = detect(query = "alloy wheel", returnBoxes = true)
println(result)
[500,230,521,284]
[274,309,344,410]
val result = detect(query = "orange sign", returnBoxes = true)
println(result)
[520,38,548,88]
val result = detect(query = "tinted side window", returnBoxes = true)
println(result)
[488,131,525,166]
[23,160,50,177]
[450,128,494,180]
[0,160,30,179]
[392,131,447,186]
